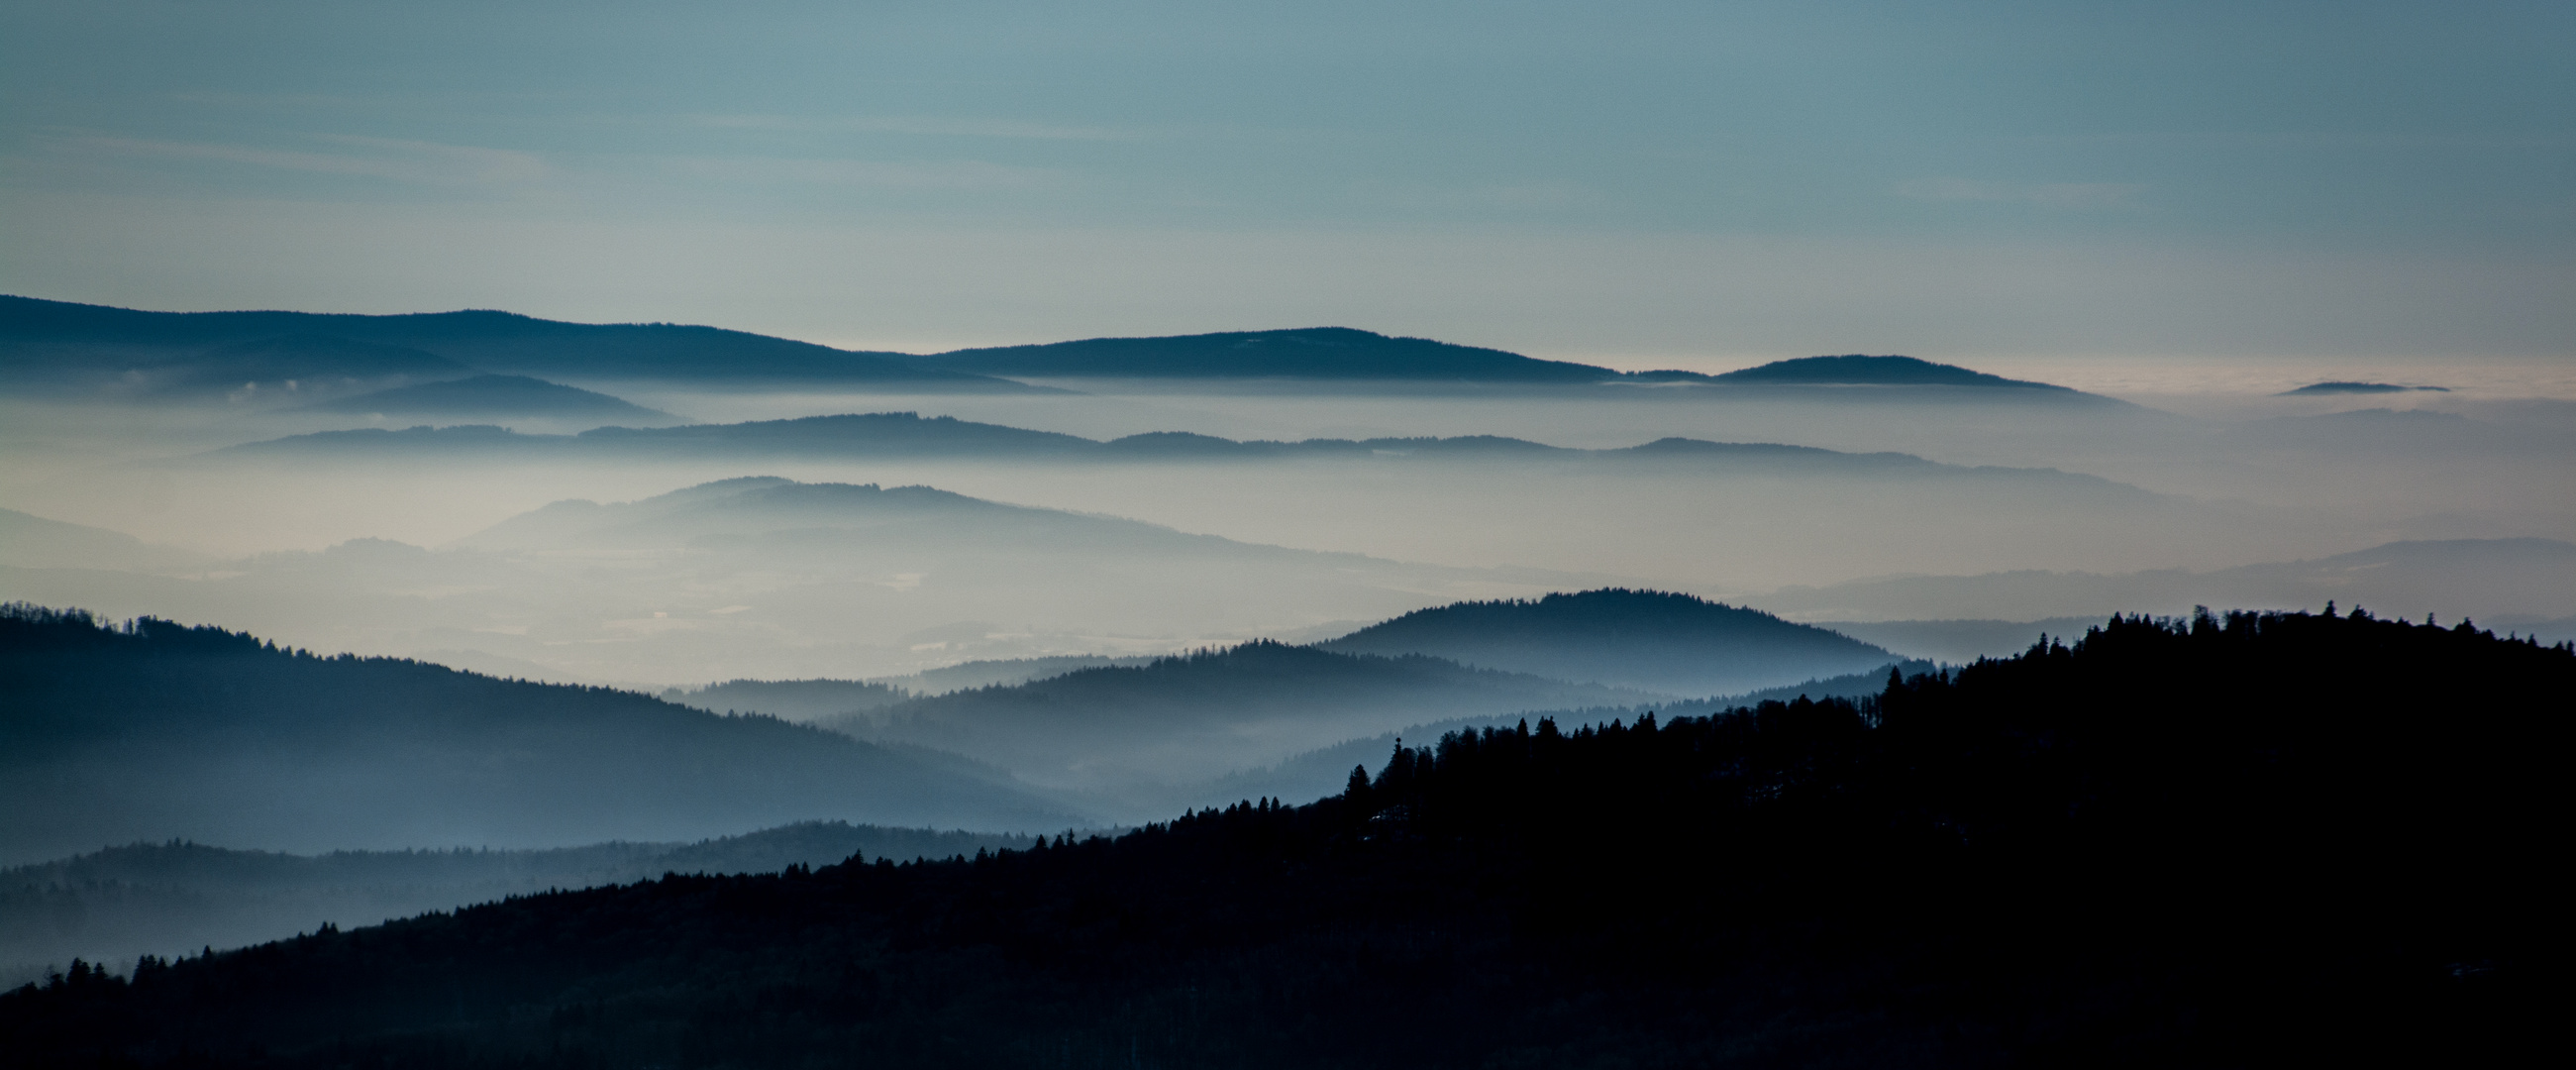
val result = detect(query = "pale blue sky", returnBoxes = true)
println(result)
[3,1,2568,364]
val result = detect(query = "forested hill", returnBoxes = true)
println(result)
[0,605,1074,862]
[1320,588,1897,696]
[10,609,2560,1067]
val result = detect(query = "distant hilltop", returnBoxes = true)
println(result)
[911,326,1614,381]
[1706,354,2071,390]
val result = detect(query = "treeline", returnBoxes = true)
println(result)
[2,609,2562,1067]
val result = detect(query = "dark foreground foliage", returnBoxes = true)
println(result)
[4,609,2564,1068]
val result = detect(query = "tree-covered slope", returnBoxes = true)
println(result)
[5,608,2557,1067]
[0,605,1075,862]
[1321,588,1898,696]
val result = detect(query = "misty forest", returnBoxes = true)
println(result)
[4,3,2572,1064]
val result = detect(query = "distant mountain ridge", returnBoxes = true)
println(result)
[455,476,1310,557]
[1320,588,1898,696]
[0,295,1039,393]
[215,411,2153,496]
[0,482,1602,687]
[8,296,2106,393]
[900,328,2100,394]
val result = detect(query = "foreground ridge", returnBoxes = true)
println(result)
[5,609,2562,1067]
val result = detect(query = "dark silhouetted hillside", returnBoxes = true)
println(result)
[0,604,1076,863]
[4,609,2557,1067]
[1321,588,1898,696]
[308,374,677,422]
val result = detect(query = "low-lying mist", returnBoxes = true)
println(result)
[5,366,2570,812]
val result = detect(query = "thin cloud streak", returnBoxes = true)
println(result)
[689,114,1151,142]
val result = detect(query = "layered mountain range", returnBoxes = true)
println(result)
[212,411,2156,501]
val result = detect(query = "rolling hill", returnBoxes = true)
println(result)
[0,604,1077,865]
[1318,588,1899,696]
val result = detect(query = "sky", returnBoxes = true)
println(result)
[3,0,2570,366]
